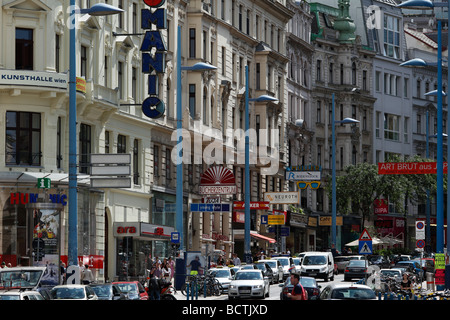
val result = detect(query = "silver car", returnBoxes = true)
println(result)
[257,259,283,283]
[228,270,270,299]
[319,283,377,300]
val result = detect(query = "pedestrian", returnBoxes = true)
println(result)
[149,265,161,300]
[60,261,66,284]
[168,257,175,283]
[232,253,241,266]
[81,264,95,284]
[162,261,170,281]
[188,256,202,275]
[287,273,307,300]
[1,262,7,268]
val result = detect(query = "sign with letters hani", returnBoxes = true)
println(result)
[140,0,167,119]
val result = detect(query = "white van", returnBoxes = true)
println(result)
[300,252,335,282]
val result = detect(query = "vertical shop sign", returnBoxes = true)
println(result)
[140,0,167,119]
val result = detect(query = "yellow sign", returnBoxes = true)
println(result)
[268,215,285,225]
[76,77,86,93]
[319,216,343,226]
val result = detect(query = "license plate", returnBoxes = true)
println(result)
[309,273,317,276]
[240,290,251,294]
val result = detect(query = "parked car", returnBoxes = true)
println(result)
[271,256,294,280]
[344,260,375,281]
[0,266,48,290]
[319,283,377,300]
[253,262,276,285]
[291,257,302,274]
[113,281,149,300]
[228,270,270,299]
[50,285,98,300]
[209,267,234,292]
[90,283,128,300]
[0,290,45,300]
[335,256,351,273]
[257,259,283,283]
[394,261,424,278]
[380,268,402,281]
[279,276,321,300]
[412,258,435,272]
[368,255,390,269]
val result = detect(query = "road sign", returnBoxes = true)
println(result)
[359,240,373,254]
[280,226,290,237]
[359,229,372,241]
[171,232,180,244]
[261,215,268,225]
[416,239,425,249]
[416,220,425,240]
[190,203,231,212]
[268,215,285,225]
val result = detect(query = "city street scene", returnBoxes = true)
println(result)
[1,0,450,307]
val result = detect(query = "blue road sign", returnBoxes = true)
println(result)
[359,240,372,255]
[171,232,180,244]
[190,203,230,212]
[261,215,268,225]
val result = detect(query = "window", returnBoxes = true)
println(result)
[316,60,322,81]
[57,117,62,168]
[166,147,172,180]
[256,63,261,89]
[118,61,123,99]
[375,71,381,92]
[132,67,137,101]
[118,0,123,28]
[189,28,196,58]
[222,47,226,76]
[118,134,127,153]
[16,28,33,70]
[352,62,356,85]
[81,45,87,78]
[383,15,400,59]
[79,124,91,173]
[189,84,196,118]
[55,34,61,73]
[104,56,109,87]
[404,117,409,143]
[6,111,41,166]
[133,139,139,185]
[105,131,111,153]
[154,145,160,178]
[416,80,421,98]
[329,63,334,84]
[384,113,400,141]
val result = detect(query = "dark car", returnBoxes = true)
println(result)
[394,261,424,278]
[368,255,390,269]
[344,260,374,281]
[90,283,128,300]
[253,262,276,284]
[279,276,321,300]
[112,281,148,300]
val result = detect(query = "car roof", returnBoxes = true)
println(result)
[325,283,374,290]
[52,284,88,289]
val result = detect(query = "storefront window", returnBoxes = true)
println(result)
[116,238,152,280]
[152,194,175,228]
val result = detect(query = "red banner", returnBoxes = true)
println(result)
[378,162,448,174]
[373,199,388,214]
[233,201,270,210]
[60,255,104,269]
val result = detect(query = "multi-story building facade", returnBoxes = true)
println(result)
[309,1,376,250]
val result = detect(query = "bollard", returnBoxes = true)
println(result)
[426,272,435,292]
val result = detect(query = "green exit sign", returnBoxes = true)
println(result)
[37,178,51,189]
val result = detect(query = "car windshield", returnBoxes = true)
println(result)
[331,288,375,300]
[300,278,316,287]
[211,270,230,278]
[116,283,138,294]
[264,261,276,268]
[0,270,43,288]
[292,259,301,265]
[91,285,112,297]
[303,256,326,265]
[235,272,262,280]
[0,294,20,300]
[51,287,86,299]
[254,264,266,271]
[275,258,289,266]
[380,270,400,277]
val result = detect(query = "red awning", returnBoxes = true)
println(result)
[250,233,276,243]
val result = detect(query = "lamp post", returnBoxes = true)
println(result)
[331,92,359,248]
[176,25,216,251]
[68,2,123,268]
[244,65,277,263]
[398,10,445,253]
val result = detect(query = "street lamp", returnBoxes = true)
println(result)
[398,10,445,254]
[244,65,278,263]
[176,25,216,251]
[68,2,123,268]
[331,93,359,248]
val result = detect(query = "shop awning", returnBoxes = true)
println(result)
[250,232,276,244]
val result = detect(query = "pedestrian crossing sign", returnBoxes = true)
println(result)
[359,240,373,255]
